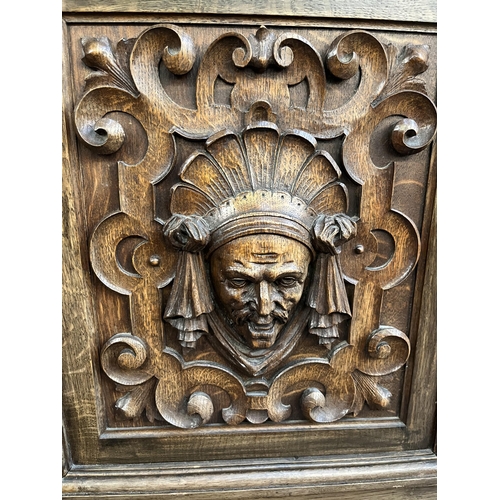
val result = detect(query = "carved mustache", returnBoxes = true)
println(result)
[231,305,288,326]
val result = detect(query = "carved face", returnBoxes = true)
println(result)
[210,234,311,349]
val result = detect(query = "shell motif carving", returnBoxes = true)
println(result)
[74,24,436,428]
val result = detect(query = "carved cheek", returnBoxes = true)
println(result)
[284,295,299,309]
[266,292,297,321]
[279,284,305,309]
[282,283,304,304]
[220,283,253,310]
[221,285,241,302]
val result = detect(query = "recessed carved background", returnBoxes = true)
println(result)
[71,23,436,431]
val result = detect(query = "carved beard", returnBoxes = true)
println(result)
[206,303,310,377]
[229,305,289,349]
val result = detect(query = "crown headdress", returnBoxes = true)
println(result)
[164,123,356,349]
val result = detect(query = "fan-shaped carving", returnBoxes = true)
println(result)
[171,124,348,222]
[72,24,436,429]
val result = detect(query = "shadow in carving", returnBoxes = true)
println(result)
[75,24,436,428]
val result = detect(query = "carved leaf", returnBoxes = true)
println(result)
[351,370,392,415]
[115,378,162,422]
[376,43,430,104]
[81,36,139,96]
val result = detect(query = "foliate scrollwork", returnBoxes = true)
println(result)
[115,379,162,422]
[77,36,138,155]
[75,24,436,429]
[81,36,139,97]
[155,349,247,428]
[376,43,430,104]
[350,326,410,415]
[267,343,355,423]
[100,333,153,386]
[326,30,387,97]
[351,370,392,416]
[361,326,411,376]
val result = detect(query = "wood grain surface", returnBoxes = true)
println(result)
[63,449,437,499]
[62,0,437,23]
[62,2,437,498]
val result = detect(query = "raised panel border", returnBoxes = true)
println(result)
[62,449,437,499]
[62,2,436,496]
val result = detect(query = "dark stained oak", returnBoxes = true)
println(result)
[62,0,437,23]
[63,3,437,498]
[72,22,435,430]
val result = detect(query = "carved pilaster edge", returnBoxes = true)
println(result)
[62,449,437,499]
[398,140,437,434]
[62,424,72,478]
[63,20,106,462]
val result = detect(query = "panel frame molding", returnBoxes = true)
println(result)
[62,0,437,24]
[62,450,437,499]
[62,3,437,497]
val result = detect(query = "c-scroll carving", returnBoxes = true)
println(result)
[74,24,436,428]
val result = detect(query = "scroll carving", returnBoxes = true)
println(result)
[74,25,436,428]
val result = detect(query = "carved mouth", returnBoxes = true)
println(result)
[247,321,278,341]
[251,322,274,332]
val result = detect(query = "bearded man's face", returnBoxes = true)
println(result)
[210,234,311,349]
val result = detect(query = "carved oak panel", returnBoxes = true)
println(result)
[69,22,436,436]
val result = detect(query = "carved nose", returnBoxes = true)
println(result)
[256,281,273,316]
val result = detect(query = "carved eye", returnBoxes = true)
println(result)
[276,277,298,287]
[228,278,249,288]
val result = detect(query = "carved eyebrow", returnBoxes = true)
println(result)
[224,267,306,282]
[251,252,278,258]
[223,269,256,281]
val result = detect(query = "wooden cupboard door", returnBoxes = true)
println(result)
[62,2,436,498]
